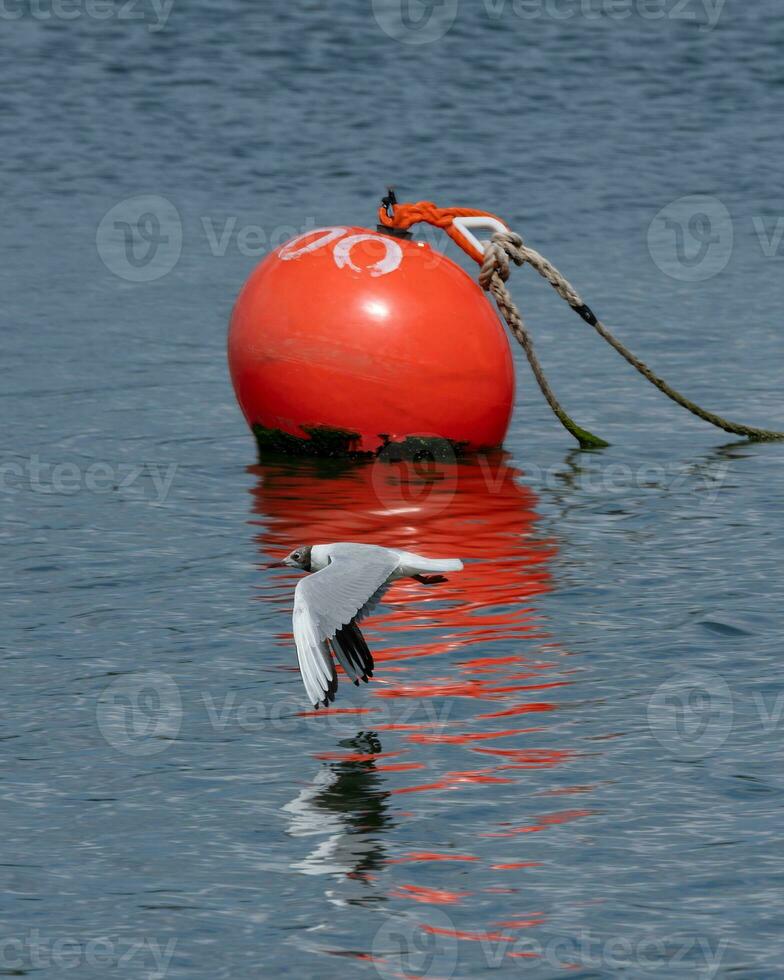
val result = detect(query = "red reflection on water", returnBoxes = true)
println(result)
[390,767,518,796]
[494,916,547,928]
[313,750,403,762]
[477,703,557,718]
[405,727,534,744]
[492,862,543,870]
[373,679,499,700]
[472,747,576,766]
[536,808,595,826]
[252,454,586,952]
[250,452,553,654]
[421,925,517,943]
[249,453,570,767]
[296,707,373,718]
[386,852,479,865]
[481,808,594,837]
[391,884,471,905]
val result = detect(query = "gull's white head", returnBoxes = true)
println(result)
[282,545,313,571]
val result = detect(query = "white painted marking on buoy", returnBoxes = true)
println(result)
[278,227,348,261]
[333,234,403,277]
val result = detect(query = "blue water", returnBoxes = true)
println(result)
[3,1,784,977]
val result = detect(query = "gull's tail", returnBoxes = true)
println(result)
[399,552,464,575]
[423,558,463,572]
[330,622,374,685]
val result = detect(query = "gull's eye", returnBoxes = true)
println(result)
[293,552,301,561]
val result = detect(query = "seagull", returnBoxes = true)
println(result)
[278,543,464,708]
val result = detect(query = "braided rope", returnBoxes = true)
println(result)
[479,233,608,449]
[484,231,784,443]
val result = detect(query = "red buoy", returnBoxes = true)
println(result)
[228,225,514,456]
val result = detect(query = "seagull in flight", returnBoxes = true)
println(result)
[278,543,463,708]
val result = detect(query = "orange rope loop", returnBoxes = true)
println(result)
[377,200,507,264]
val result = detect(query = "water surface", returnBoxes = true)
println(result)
[2,1,784,977]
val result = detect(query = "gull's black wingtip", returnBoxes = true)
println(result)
[314,675,338,710]
[332,621,375,686]
[326,674,339,708]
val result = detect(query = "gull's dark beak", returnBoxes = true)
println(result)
[263,560,286,569]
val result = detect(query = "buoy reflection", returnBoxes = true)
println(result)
[253,451,587,954]
[250,451,566,752]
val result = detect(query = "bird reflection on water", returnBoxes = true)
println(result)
[283,732,392,881]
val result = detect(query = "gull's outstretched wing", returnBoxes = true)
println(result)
[292,618,337,709]
[292,550,398,707]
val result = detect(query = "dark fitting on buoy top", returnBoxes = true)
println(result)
[377,187,413,238]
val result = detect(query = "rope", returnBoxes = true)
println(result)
[483,232,784,442]
[478,234,609,449]
[381,198,784,446]
[379,201,608,449]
